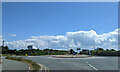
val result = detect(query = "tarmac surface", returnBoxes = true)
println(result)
[2,57,29,70]
[0,64,2,72]
[23,55,119,70]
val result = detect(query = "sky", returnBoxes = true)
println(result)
[2,2,118,50]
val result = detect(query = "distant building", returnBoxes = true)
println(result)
[82,49,89,52]
[27,45,33,50]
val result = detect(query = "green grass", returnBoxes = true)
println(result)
[2,54,12,56]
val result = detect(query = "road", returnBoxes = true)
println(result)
[0,64,2,72]
[2,57,29,71]
[23,55,118,70]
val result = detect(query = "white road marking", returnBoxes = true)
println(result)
[44,66,49,72]
[27,66,31,72]
[86,62,98,70]
[38,64,43,71]
[88,64,98,70]
[28,67,30,70]
[38,63,49,72]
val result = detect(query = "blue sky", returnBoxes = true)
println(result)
[3,2,118,42]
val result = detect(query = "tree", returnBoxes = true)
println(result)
[106,49,109,51]
[50,49,53,54]
[2,46,9,54]
[97,48,104,51]
[70,49,75,54]
[110,49,116,51]
[37,49,39,51]
[4,46,9,50]
[43,49,49,51]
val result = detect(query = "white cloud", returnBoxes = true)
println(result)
[0,35,3,38]
[8,34,16,37]
[5,29,118,50]
[0,35,3,45]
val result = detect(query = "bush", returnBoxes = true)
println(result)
[6,56,11,59]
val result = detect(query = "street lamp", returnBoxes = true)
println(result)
[92,35,96,55]
[92,35,96,51]
[48,41,50,55]
[76,48,80,57]
[2,40,4,47]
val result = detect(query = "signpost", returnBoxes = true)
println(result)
[77,48,80,50]
[77,48,80,53]
[25,54,27,56]
[76,48,81,57]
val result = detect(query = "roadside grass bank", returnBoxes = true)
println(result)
[2,54,13,56]
[5,56,41,72]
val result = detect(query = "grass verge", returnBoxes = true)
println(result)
[5,56,41,72]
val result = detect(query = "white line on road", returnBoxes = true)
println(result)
[88,64,98,70]
[38,63,49,72]
[28,66,31,70]
[38,64,43,71]
[86,62,98,70]
[44,66,49,72]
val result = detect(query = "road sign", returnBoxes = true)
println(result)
[73,52,76,55]
[25,54,27,56]
[77,48,80,50]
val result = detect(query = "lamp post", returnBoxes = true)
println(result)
[65,42,69,55]
[2,40,4,47]
[92,35,96,55]
[92,35,96,51]
[76,48,80,57]
[48,41,50,55]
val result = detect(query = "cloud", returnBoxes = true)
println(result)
[0,35,3,45]
[8,34,16,37]
[5,29,118,50]
[0,35,3,38]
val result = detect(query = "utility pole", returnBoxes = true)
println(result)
[65,42,69,55]
[77,48,80,57]
[94,38,95,50]
[2,40,4,47]
[92,35,96,55]
[93,35,95,50]
[48,41,50,55]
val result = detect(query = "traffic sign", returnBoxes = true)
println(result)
[77,48,80,50]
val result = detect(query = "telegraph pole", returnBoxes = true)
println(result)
[93,35,95,50]
[2,40,4,47]
[92,35,96,55]
[48,41,50,55]
[93,38,95,51]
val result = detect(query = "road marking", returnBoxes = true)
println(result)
[88,64,98,70]
[38,63,49,72]
[38,64,43,71]
[44,66,49,72]
[86,62,98,70]
[28,67,30,70]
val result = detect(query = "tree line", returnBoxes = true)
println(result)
[1,46,120,56]
[79,48,120,56]
[1,46,69,56]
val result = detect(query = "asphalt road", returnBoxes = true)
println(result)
[0,64,2,72]
[2,57,29,70]
[23,55,118,70]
